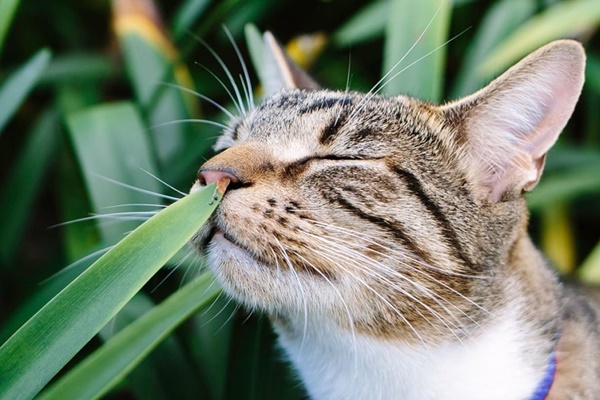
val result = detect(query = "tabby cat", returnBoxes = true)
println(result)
[191,33,600,399]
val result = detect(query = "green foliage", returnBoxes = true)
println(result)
[0,0,599,399]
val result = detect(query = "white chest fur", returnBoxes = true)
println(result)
[274,311,545,400]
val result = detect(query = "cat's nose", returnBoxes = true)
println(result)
[197,169,239,187]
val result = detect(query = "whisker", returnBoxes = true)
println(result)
[41,245,115,284]
[151,118,229,131]
[151,249,196,293]
[137,167,187,197]
[309,234,474,344]
[308,248,430,353]
[49,211,158,229]
[223,26,255,110]
[215,302,241,334]
[375,27,470,97]
[191,33,247,115]
[303,217,494,320]
[93,175,181,202]
[292,251,360,374]
[346,2,444,123]
[272,239,309,352]
[101,203,167,210]
[196,63,245,117]
[160,82,236,119]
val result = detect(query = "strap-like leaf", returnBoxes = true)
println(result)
[0,184,221,400]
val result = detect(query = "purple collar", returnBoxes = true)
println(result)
[529,351,557,400]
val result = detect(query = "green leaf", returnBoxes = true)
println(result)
[98,291,202,400]
[0,48,51,135]
[450,0,536,98]
[38,271,220,400]
[116,15,205,184]
[66,102,161,243]
[0,184,221,400]
[171,0,211,41]
[479,0,600,77]
[0,108,59,263]
[0,0,20,57]
[579,240,600,284]
[39,52,112,87]
[527,165,600,210]
[332,0,389,47]
[382,0,451,101]
[188,294,235,399]
[244,24,267,91]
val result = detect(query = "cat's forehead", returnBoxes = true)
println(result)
[217,89,433,160]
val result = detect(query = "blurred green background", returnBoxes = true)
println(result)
[1,0,600,399]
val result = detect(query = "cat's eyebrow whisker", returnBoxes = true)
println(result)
[160,82,236,119]
[333,51,353,127]
[191,33,247,115]
[346,1,444,124]
[196,63,245,117]
[372,1,443,95]
[374,27,470,98]
[223,26,255,110]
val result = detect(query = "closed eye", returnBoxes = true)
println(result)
[285,154,381,175]
[294,154,368,167]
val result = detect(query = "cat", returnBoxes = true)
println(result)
[190,32,600,399]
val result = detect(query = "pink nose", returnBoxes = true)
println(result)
[197,169,239,186]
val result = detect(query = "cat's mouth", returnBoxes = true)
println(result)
[206,226,261,261]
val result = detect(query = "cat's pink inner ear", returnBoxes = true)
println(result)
[443,40,586,202]
[262,32,320,96]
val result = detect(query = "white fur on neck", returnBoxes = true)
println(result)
[274,308,545,400]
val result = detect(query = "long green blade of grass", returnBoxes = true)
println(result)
[450,0,536,98]
[114,1,201,184]
[0,108,59,263]
[0,0,20,57]
[479,0,600,77]
[38,270,221,400]
[0,184,221,400]
[333,0,388,47]
[0,48,51,135]
[382,0,451,101]
[67,102,160,244]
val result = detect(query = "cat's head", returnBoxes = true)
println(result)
[190,33,585,342]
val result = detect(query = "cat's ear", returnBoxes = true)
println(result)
[262,31,320,96]
[442,40,585,202]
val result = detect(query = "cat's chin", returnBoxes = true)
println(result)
[204,231,280,309]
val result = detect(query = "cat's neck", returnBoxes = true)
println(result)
[272,234,559,400]
[274,306,554,400]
